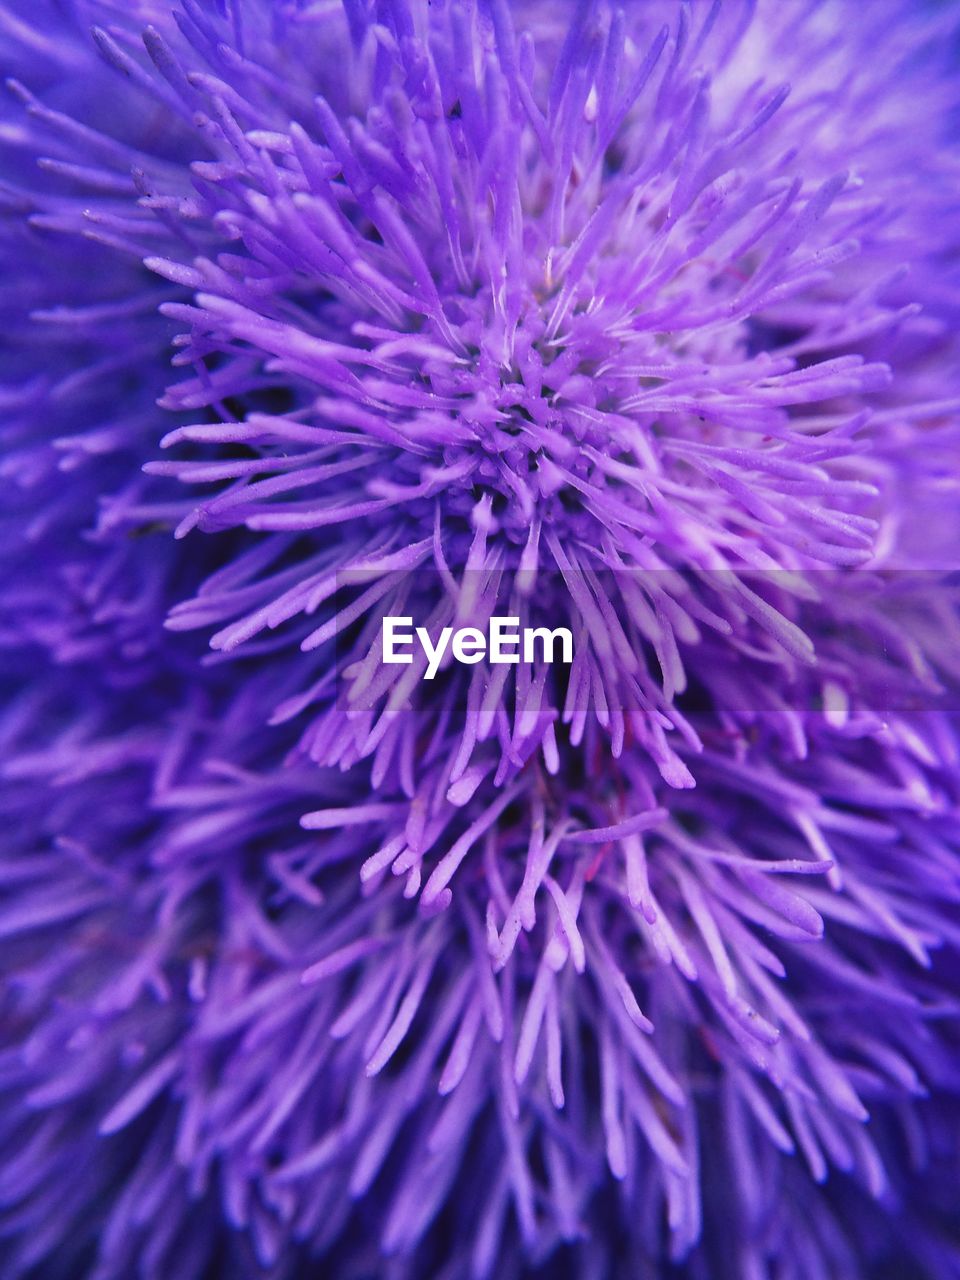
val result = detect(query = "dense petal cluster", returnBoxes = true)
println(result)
[1,2,960,1278]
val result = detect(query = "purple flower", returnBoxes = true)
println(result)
[2,2,960,1278]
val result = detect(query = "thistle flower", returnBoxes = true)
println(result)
[2,3,960,1279]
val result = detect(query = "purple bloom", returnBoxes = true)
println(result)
[2,2,960,1278]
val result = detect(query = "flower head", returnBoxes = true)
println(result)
[2,2,960,1278]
